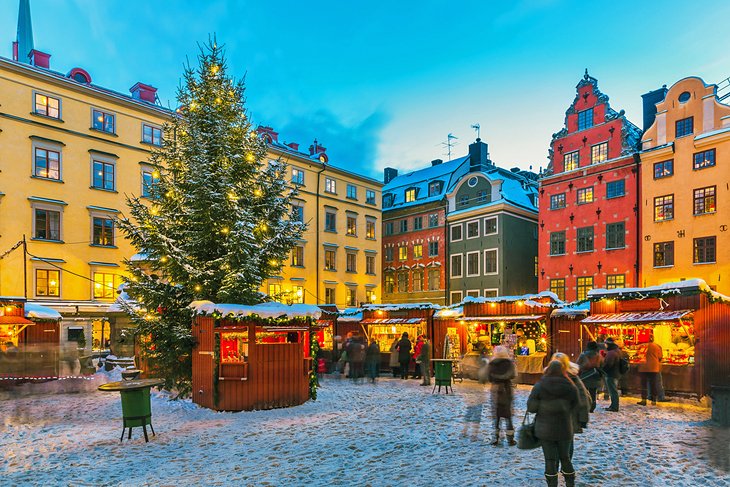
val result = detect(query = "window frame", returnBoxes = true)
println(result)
[384,274,395,294]
[291,245,304,267]
[92,271,119,300]
[590,141,608,164]
[693,236,716,264]
[346,184,358,200]
[346,214,357,236]
[484,217,498,236]
[450,291,463,305]
[605,222,626,250]
[35,268,61,298]
[576,187,594,205]
[450,224,463,242]
[365,218,376,239]
[466,251,480,277]
[427,269,440,291]
[693,186,716,216]
[693,149,716,171]
[141,123,162,146]
[576,226,595,253]
[654,194,674,222]
[324,177,337,194]
[412,270,423,293]
[605,274,626,290]
[413,244,423,260]
[577,108,594,131]
[292,167,305,185]
[404,188,417,203]
[33,206,63,242]
[428,213,439,228]
[576,276,594,301]
[365,255,376,275]
[484,248,498,275]
[564,151,579,171]
[549,278,566,301]
[549,231,566,256]
[675,116,694,138]
[324,248,337,271]
[324,210,337,232]
[450,253,463,278]
[91,107,116,134]
[550,193,566,210]
[428,241,439,257]
[653,160,673,179]
[33,145,62,181]
[398,246,408,261]
[91,215,115,247]
[33,91,62,119]
[413,216,423,231]
[606,180,625,199]
[365,189,376,205]
[466,220,480,239]
[346,252,357,273]
[653,241,675,267]
[91,157,116,191]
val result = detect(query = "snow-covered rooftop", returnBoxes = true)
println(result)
[190,301,322,320]
[382,156,470,211]
[338,308,363,322]
[362,302,444,312]
[551,302,590,317]
[459,291,563,307]
[587,278,730,303]
[24,303,62,320]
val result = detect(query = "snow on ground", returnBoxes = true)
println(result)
[1,373,730,486]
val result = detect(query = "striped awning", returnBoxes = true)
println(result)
[361,318,423,324]
[581,310,693,324]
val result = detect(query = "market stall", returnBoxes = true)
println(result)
[190,301,322,411]
[583,279,730,398]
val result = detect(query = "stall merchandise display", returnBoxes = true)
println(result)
[368,324,424,352]
[596,321,695,366]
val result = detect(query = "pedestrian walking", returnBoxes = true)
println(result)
[552,353,591,435]
[389,337,400,378]
[365,338,380,383]
[602,338,621,411]
[577,341,603,412]
[396,332,412,380]
[347,334,366,383]
[412,335,424,379]
[487,346,516,446]
[527,360,579,487]
[637,333,663,406]
[419,335,432,386]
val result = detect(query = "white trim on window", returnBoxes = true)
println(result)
[450,223,463,242]
[484,248,499,275]
[450,253,463,278]
[31,139,63,181]
[466,219,480,239]
[484,216,498,236]
[466,289,480,298]
[450,291,463,305]
[483,288,499,298]
[466,251,480,277]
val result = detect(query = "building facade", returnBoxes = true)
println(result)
[639,77,730,293]
[380,156,470,305]
[256,127,382,308]
[447,139,539,304]
[539,72,642,301]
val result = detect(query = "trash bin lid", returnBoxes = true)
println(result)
[98,378,164,392]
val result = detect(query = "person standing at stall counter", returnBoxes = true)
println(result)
[396,332,412,380]
[637,333,663,406]
[602,338,622,412]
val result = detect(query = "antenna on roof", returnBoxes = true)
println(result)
[471,123,480,140]
[441,133,458,161]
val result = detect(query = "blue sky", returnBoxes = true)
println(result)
[3,0,729,179]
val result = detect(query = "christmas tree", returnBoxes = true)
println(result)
[117,40,304,396]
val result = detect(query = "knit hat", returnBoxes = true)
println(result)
[586,341,598,351]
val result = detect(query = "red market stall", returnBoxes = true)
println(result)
[190,301,323,411]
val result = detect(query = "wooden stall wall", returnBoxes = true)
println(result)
[192,317,216,410]
[432,318,468,359]
[463,300,552,318]
[21,321,60,344]
[695,296,730,397]
[549,315,585,362]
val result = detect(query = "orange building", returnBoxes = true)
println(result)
[639,77,730,293]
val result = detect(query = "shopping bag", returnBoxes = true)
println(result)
[516,412,541,450]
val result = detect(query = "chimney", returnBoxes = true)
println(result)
[255,125,279,143]
[384,167,398,184]
[130,82,158,103]
[431,159,443,166]
[30,49,50,69]
[309,139,327,156]
[15,0,34,64]
[468,138,489,173]
[286,142,299,151]
[641,85,668,131]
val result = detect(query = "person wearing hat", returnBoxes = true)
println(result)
[637,333,663,406]
[487,346,517,446]
[577,341,603,412]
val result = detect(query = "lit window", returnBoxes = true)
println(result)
[654,195,674,222]
[92,217,115,246]
[34,93,61,119]
[576,277,593,301]
[346,215,357,236]
[576,187,594,204]
[291,246,304,267]
[142,124,162,146]
[550,193,566,210]
[693,186,716,215]
[606,274,625,290]
[346,288,357,306]
[325,178,336,194]
[550,279,565,301]
[92,109,115,134]
[35,269,60,297]
[405,188,417,202]
[384,274,395,294]
[366,219,376,239]
[92,160,115,190]
[564,151,579,171]
[324,249,336,271]
[93,272,118,299]
[34,147,61,180]
[325,288,335,304]
[268,283,281,298]
[591,142,608,164]
[399,246,408,261]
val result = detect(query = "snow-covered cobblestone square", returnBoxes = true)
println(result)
[2,374,729,486]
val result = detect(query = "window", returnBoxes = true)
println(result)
[142,169,158,198]
[325,211,337,232]
[365,289,375,303]
[325,178,336,194]
[346,288,357,307]
[576,187,594,204]
[450,254,463,278]
[550,193,566,210]
[694,186,716,215]
[429,214,439,228]
[550,279,566,301]
[606,222,625,249]
[142,124,162,146]
[591,142,608,164]
[400,219,408,233]
[292,168,305,185]
[484,249,498,274]
[428,269,440,291]
[476,190,489,203]
[292,205,304,223]
[92,109,115,134]
[450,291,463,305]
[653,241,674,267]
[564,151,579,171]
[428,181,442,196]
[693,237,716,264]
[325,288,336,304]
[413,244,423,259]
[465,290,479,298]
[268,283,282,298]
[346,215,357,236]
[383,194,394,208]
[35,269,60,297]
[606,274,625,290]
[366,189,376,205]
[577,108,593,130]
[347,184,357,199]
[90,160,115,191]
[291,246,304,267]
[34,93,61,119]
[413,217,423,230]
[68,327,84,342]
[385,247,394,262]
[577,227,594,252]
[467,252,480,277]
[654,195,674,222]
[93,272,117,299]
[693,149,716,170]
[606,180,625,199]
[324,249,336,270]
[467,220,479,239]
[398,246,408,261]
[484,217,497,235]
[366,255,376,275]
[450,224,463,242]
[397,272,408,293]
[654,160,673,179]
[92,217,114,246]
[34,208,61,241]
[550,231,566,255]
[458,195,469,207]
[413,271,423,292]
[576,277,593,301]
[292,285,304,304]
[366,219,376,239]
[428,241,439,257]
[34,147,61,180]
[385,222,394,236]
[346,253,357,272]
[675,117,693,137]
[405,188,417,202]
[384,274,395,294]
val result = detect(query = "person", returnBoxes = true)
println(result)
[596,333,609,400]
[602,337,621,411]
[487,346,517,446]
[389,337,400,378]
[577,341,603,412]
[419,335,432,386]
[365,338,380,383]
[396,332,412,380]
[412,335,424,379]
[552,353,591,436]
[333,335,343,374]
[637,333,663,406]
[527,360,579,487]
[616,338,631,397]
[347,334,366,383]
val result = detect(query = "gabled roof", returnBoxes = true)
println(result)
[382,156,470,211]
[447,166,538,215]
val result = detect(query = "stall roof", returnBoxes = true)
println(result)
[551,302,590,317]
[24,303,62,320]
[190,301,322,320]
[338,308,363,322]
[587,278,730,304]
[434,307,463,319]
[363,303,443,311]
[461,315,544,322]
[581,310,693,324]
[361,318,424,324]
[460,291,563,307]
[0,315,34,325]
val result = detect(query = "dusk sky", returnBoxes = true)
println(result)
[3,0,729,179]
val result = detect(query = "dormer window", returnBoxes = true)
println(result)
[383,194,394,208]
[405,188,417,203]
[428,181,443,197]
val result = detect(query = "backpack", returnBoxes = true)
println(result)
[619,356,630,375]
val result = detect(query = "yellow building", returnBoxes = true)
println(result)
[257,127,382,308]
[0,40,172,351]
[640,77,730,293]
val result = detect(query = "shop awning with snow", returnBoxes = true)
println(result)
[361,318,424,324]
[462,315,545,322]
[581,310,693,324]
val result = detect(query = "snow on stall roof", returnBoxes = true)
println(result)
[338,308,363,322]
[362,302,443,312]
[587,278,730,303]
[434,306,463,318]
[24,303,62,320]
[459,291,563,306]
[551,301,590,317]
[190,301,322,320]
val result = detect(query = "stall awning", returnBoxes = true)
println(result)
[361,318,423,324]
[0,316,34,325]
[581,310,693,324]
[463,315,544,322]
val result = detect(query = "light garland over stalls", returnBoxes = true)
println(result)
[577,278,730,306]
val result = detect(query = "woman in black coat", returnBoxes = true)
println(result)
[527,360,579,487]
[396,332,412,380]
[577,341,603,412]
[487,346,517,446]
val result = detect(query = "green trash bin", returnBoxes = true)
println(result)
[433,360,453,394]
[99,378,164,442]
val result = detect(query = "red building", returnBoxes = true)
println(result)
[539,71,642,302]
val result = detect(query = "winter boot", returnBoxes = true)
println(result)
[490,431,500,446]
[506,429,516,446]
[544,473,559,487]
[562,470,575,487]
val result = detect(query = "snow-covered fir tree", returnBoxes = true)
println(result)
[117,40,304,396]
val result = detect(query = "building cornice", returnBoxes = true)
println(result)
[268,145,383,187]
